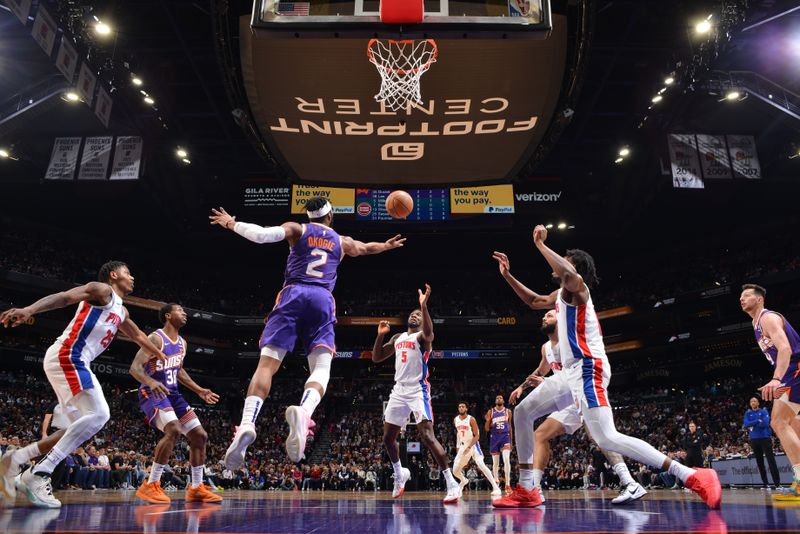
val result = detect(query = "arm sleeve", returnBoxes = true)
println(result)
[233,222,286,244]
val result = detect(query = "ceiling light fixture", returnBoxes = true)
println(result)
[618,147,631,157]
[664,76,675,85]
[557,222,567,230]
[651,95,663,103]
[143,96,155,105]
[95,21,111,35]
[132,76,143,86]
[176,148,188,158]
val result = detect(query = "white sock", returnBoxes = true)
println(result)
[33,444,69,475]
[11,443,40,466]
[241,395,263,426]
[792,463,800,480]
[667,461,696,483]
[191,465,204,488]
[613,463,635,486]
[300,388,321,417]
[532,468,544,489]
[149,462,166,484]
[442,468,457,487]
[392,460,403,478]
[519,468,535,490]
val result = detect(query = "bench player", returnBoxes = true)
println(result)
[372,284,461,504]
[130,303,222,505]
[210,199,405,466]
[0,261,165,508]
[453,402,502,499]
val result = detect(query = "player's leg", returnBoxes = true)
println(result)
[501,444,512,492]
[771,396,800,497]
[575,360,719,508]
[472,445,501,495]
[452,448,468,488]
[491,454,500,486]
[415,420,460,502]
[0,428,66,501]
[170,394,221,503]
[137,409,180,504]
[383,396,412,498]
[751,438,769,486]
[532,417,565,497]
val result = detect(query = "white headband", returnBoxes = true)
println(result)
[307,201,332,219]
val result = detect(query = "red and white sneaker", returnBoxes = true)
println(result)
[224,423,256,470]
[685,468,722,509]
[443,484,462,504]
[285,406,316,463]
[392,468,411,499]
[491,485,543,508]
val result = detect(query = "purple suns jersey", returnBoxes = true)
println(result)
[283,223,343,292]
[754,309,800,367]
[490,407,511,437]
[143,329,186,393]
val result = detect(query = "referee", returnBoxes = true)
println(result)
[744,397,780,488]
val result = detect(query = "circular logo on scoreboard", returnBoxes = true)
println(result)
[356,202,372,216]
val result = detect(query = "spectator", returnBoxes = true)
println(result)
[744,397,781,487]
[683,421,706,468]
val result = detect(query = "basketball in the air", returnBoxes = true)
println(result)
[386,190,414,219]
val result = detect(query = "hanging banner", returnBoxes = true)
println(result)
[31,4,58,56]
[94,86,113,128]
[7,0,32,25]
[696,134,732,179]
[667,134,704,189]
[55,36,79,83]
[450,184,515,214]
[291,185,355,214]
[726,135,761,179]
[77,63,97,106]
[77,136,113,180]
[45,137,82,180]
[109,136,143,180]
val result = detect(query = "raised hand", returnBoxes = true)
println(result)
[492,252,510,276]
[377,320,391,337]
[209,207,236,230]
[385,234,406,250]
[0,308,32,328]
[533,225,548,245]
[418,284,431,307]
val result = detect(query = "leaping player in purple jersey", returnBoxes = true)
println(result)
[740,283,800,501]
[209,197,406,466]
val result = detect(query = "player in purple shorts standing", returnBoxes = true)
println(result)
[209,197,406,466]
[129,303,221,505]
[485,395,513,494]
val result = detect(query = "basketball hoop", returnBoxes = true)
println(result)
[367,39,438,112]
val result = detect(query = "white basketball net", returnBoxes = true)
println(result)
[367,39,438,112]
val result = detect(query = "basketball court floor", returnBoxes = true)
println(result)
[1,489,797,533]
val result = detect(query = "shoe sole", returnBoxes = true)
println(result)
[187,496,223,503]
[492,502,540,508]
[136,491,171,504]
[224,428,256,471]
[285,407,307,463]
[18,479,61,509]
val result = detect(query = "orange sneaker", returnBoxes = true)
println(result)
[186,484,223,503]
[492,485,543,508]
[136,481,171,504]
[685,468,722,509]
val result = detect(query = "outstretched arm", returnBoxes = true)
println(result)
[118,309,167,361]
[532,225,586,297]
[372,321,399,363]
[418,284,434,344]
[492,252,557,310]
[0,282,112,327]
[341,234,406,257]
[209,207,303,246]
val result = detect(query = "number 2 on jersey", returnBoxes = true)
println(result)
[306,249,328,278]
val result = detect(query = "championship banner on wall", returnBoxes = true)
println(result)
[95,86,113,127]
[77,136,113,180]
[109,136,143,180]
[450,184,515,214]
[726,135,761,179]
[667,134,704,189]
[77,62,97,106]
[7,0,32,25]
[696,134,732,179]
[55,36,79,83]
[291,185,354,214]
[45,137,82,180]
[31,4,57,56]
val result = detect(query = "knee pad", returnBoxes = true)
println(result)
[306,347,333,393]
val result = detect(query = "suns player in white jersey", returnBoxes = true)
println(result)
[493,226,722,509]
[372,284,461,504]
[0,261,165,508]
[452,402,502,499]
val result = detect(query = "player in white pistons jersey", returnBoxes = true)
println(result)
[505,225,721,510]
[0,261,165,509]
[452,402,502,499]
[372,284,461,504]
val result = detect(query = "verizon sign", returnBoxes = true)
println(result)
[241,16,567,185]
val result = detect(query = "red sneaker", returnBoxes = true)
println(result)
[491,485,543,508]
[685,468,722,509]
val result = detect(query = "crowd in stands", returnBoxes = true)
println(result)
[0,368,780,494]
